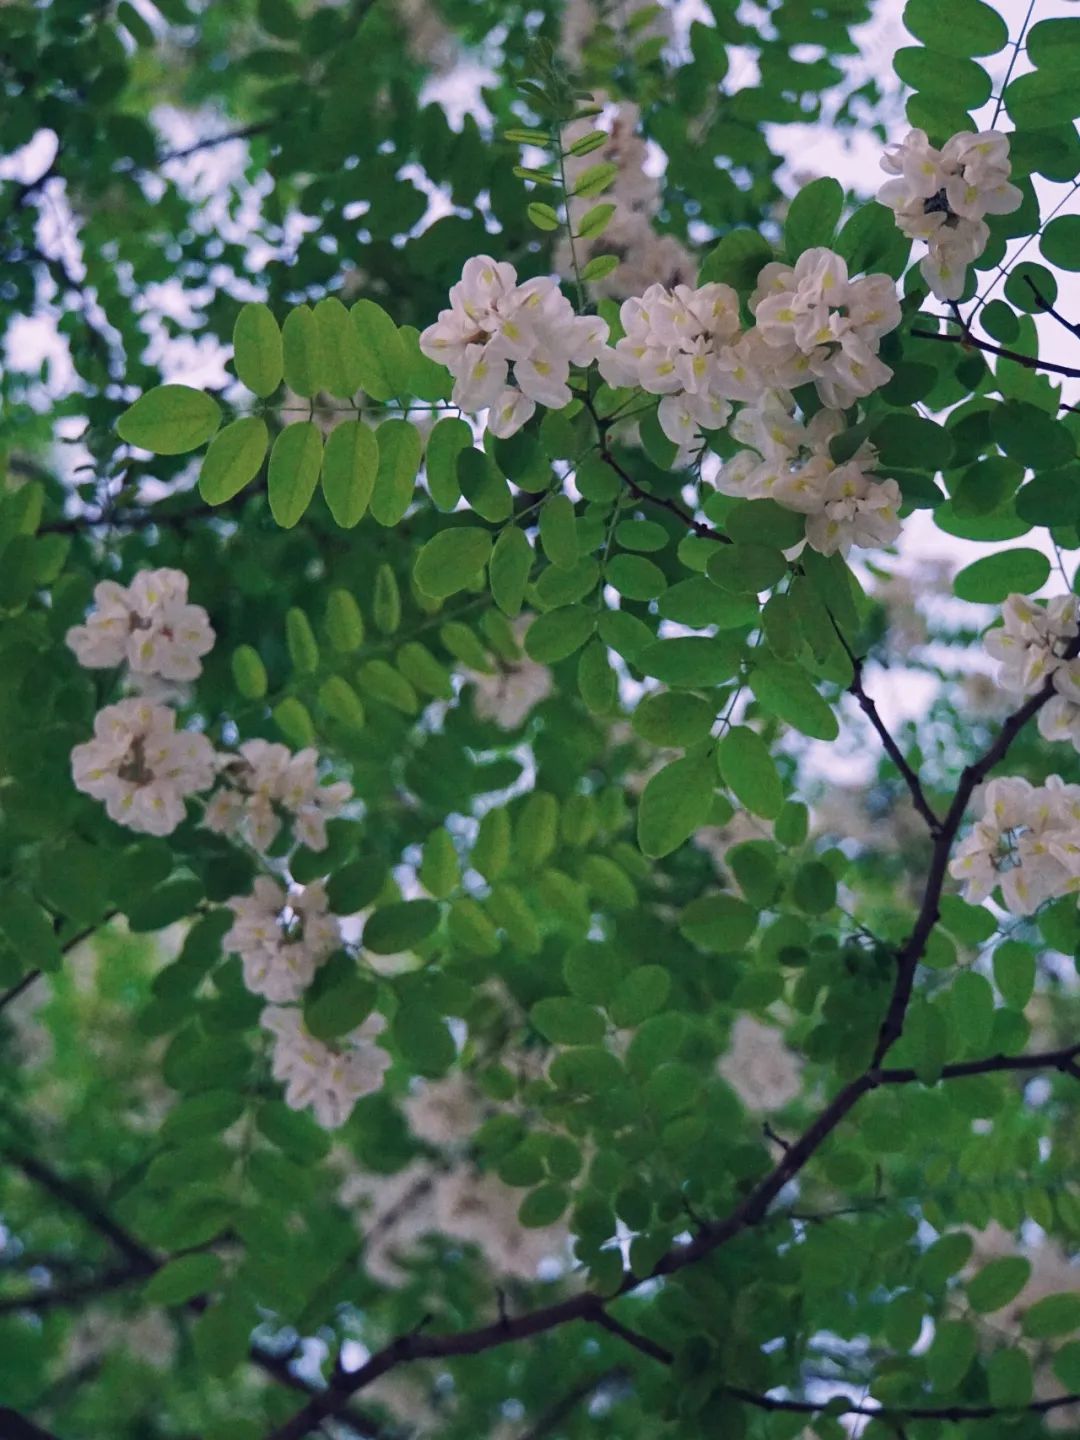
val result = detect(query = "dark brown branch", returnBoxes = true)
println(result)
[0,970,42,1015]
[837,639,942,834]
[0,1265,141,1315]
[0,913,120,1016]
[1023,275,1080,340]
[871,651,1076,1068]
[729,1385,1080,1422]
[155,122,272,166]
[912,326,1080,380]
[591,1308,673,1365]
[0,1409,65,1440]
[879,1041,1080,1086]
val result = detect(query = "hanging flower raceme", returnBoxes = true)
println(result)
[598,279,760,447]
[877,128,1022,301]
[71,698,216,836]
[716,391,902,556]
[202,739,352,853]
[949,776,1080,915]
[260,1005,392,1129]
[66,568,215,683]
[984,593,1080,752]
[745,248,901,410]
[224,877,340,1002]
[418,255,608,438]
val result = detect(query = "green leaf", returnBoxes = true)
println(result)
[518,1184,569,1227]
[791,861,836,915]
[351,299,409,401]
[926,1319,978,1391]
[539,495,578,569]
[992,402,1075,469]
[893,48,991,108]
[784,176,843,258]
[117,385,221,455]
[325,589,365,652]
[1007,69,1080,129]
[679,893,757,951]
[0,892,62,973]
[637,755,715,859]
[749,663,838,741]
[578,640,617,714]
[903,0,1008,56]
[953,549,1050,603]
[633,692,713,747]
[699,228,774,292]
[993,941,1035,1011]
[304,974,376,1040]
[414,526,492,599]
[637,636,741,687]
[577,202,616,240]
[425,416,471,511]
[835,201,909,277]
[321,420,378,528]
[987,1349,1033,1408]
[967,1257,1032,1314]
[606,554,667,600]
[285,607,319,674]
[145,1253,223,1306]
[527,201,560,230]
[581,254,619,282]
[233,302,283,397]
[267,422,323,528]
[525,605,595,663]
[609,965,671,1027]
[281,304,324,397]
[717,725,783,820]
[199,417,268,505]
[370,419,422,527]
[530,996,605,1045]
[1041,217,1080,272]
[572,161,618,197]
[313,296,364,398]
[362,900,440,954]
[420,828,459,899]
[489,526,533,617]
[458,447,512,523]
[1023,1293,1080,1339]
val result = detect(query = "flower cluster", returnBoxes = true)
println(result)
[261,1005,392,1130]
[418,255,608,438]
[878,128,1022,301]
[747,248,901,410]
[717,391,903,556]
[559,101,698,300]
[66,568,215,684]
[203,740,351,853]
[223,877,340,1002]
[984,594,1080,750]
[70,698,216,836]
[948,776,1080,915]
[598,279,759,447]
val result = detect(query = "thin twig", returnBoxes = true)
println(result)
[912,326,1080,380]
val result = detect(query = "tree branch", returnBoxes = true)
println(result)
[0,1410,65,1440]
[728,1385,1080,1422]
[518,1369,625,1440]
[591,1308,673,1365]
[911,325,1080,380]
[0,1265,142,1315]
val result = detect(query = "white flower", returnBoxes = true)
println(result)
[203,739,351,853]
[597,278,754,449]
[985,594,1078,697]
[71,699,216,835]
[419,256,608,438]
[878,128,1021,301]
[949,776,1080,914]
[66,568,215,682]
[224,877,340,1002]
[718,393,899,556]
[746,247,899,409]
[261,1005,392,1129]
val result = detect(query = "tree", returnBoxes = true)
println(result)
[2,0,1080,1435]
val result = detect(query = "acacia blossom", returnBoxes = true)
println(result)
[261,1005,392,1129]
[224,877,340,1002]
[948,776,1080,915]
[983,594,1080,753]
[746,247,901,410]
[66,568,215,682]
[716,391,902,556]
[878,128,1022,301]
[419,256,608,438]
[598,279,759,447]
[203,739,352,852]
[71,699,216,836]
